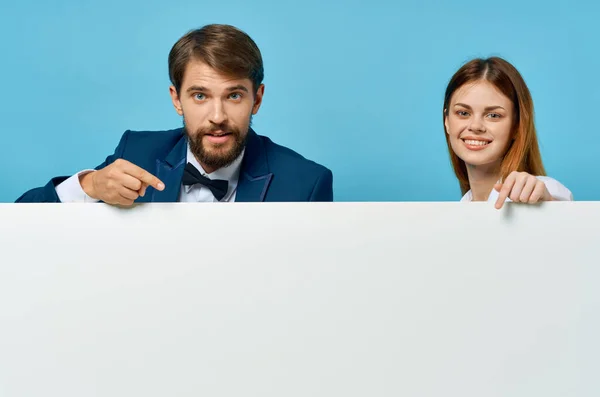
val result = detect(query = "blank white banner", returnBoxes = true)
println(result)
[0,202,598,396]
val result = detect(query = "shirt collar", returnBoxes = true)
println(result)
[460,190,473,202]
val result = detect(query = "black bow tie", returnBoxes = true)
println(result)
[182,162,229,201]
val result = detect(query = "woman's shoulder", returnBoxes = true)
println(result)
[535,176,574,201]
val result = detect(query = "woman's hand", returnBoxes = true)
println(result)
[494,171,553,209]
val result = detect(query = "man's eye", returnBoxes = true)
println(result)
[194,93,205,100]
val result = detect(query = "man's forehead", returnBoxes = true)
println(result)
[183,60,251,88]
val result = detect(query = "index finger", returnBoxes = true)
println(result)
[122,162,165,191]
[495,177,516,209]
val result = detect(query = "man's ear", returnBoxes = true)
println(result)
[169,85,183,116]
[252,84,265,115]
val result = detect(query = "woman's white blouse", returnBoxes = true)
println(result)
[460,176,574,202]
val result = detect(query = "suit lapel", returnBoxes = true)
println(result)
[236,129,273,202]
[146,128,272,202]
[151,133,187,202]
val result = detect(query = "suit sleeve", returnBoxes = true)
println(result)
[14,131,131,203]
[308,168,334,202]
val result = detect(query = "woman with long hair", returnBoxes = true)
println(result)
[443,57,572,209]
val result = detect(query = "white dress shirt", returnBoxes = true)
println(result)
[55,144,245,203]
[460,176,574,202]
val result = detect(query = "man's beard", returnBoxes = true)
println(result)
[184,119,250,170]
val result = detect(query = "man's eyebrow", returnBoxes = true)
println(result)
[186,85,209,93]
[226,85,249,93]
[185,85,250,94]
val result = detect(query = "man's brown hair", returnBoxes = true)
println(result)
[168,24,264,94]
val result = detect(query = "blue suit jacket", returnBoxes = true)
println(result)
[16,128,333,202]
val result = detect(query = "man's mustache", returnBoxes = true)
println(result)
[197,123,240,136]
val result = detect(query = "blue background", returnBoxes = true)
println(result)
[1,0,598,202]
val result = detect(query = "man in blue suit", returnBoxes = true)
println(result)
[16,24,333,204]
